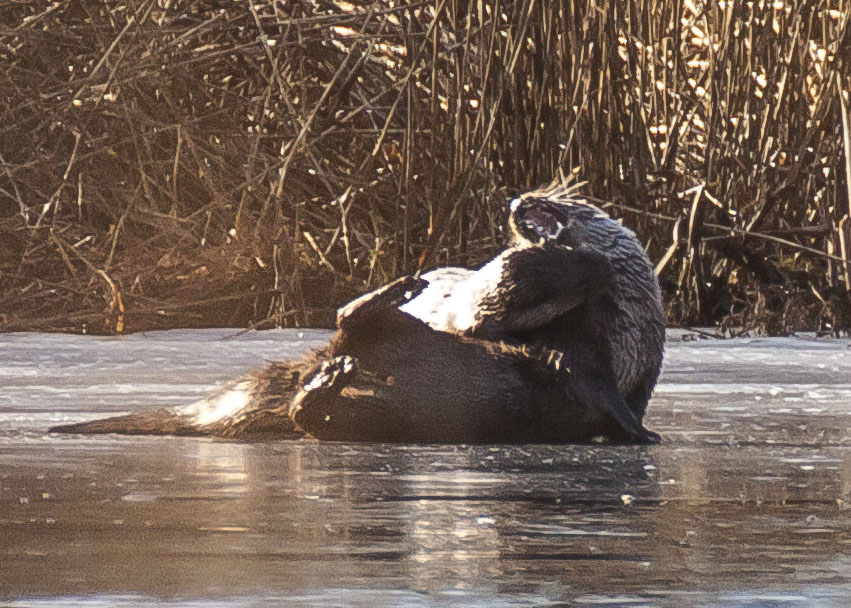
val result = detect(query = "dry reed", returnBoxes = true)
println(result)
[0,0,849,334]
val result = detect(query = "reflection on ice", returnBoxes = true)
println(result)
[4,589,851,607]
[1,330,851,605]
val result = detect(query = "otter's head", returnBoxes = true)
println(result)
[508,193,611,249]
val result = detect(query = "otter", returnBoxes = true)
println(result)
[50,187,665,443]
[288,274,643,442]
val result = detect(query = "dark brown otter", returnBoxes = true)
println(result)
[289,273,654,442]
[50,187,665,443]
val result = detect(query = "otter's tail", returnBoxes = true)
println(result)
[49,408,209,437]
[49,357,317,440]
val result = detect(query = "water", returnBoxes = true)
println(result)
[1,329,850,607]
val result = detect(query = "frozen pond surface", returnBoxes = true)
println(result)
[1,329,851,607]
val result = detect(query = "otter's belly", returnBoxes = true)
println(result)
[399,257,506,333]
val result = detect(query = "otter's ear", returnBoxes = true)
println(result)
[476,244,614,335]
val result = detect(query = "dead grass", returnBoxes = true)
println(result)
[0,0,849,334]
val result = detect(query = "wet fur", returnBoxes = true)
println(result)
[289,276,636,442]
[51,188,665,443]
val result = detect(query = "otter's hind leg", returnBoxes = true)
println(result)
[287,355,378,440]
[251,278,425,440]
[336,275,427,331]
[289,302,476,442]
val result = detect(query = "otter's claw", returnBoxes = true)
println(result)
[638,429,661,445]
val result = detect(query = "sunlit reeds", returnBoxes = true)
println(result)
[0,0,848,334]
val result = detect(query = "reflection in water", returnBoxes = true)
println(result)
[1,330,851,606]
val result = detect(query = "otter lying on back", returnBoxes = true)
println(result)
[51,188,665,443]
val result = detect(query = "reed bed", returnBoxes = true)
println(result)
[0,0,849,334]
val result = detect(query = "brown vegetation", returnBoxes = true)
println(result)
[1,0,850,335]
